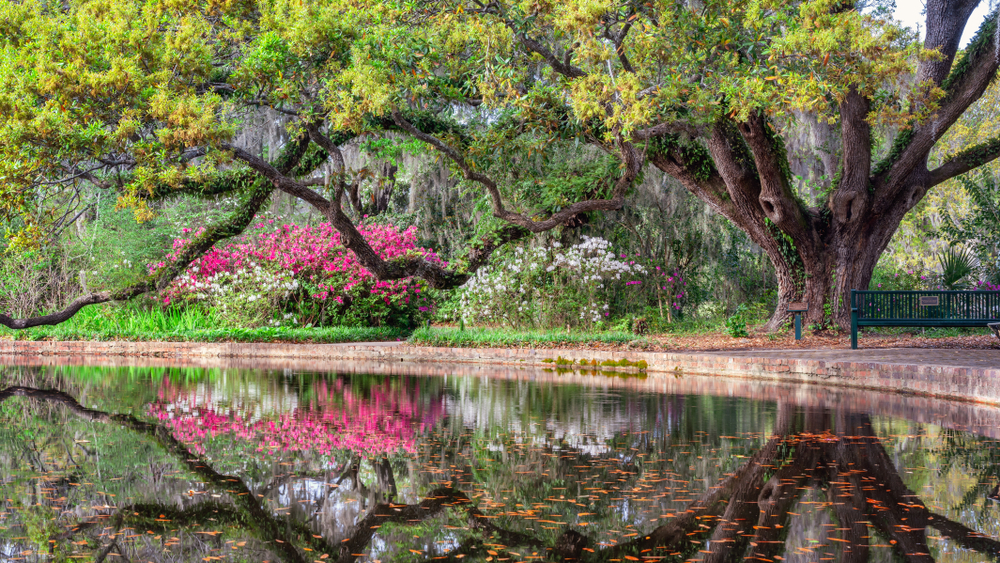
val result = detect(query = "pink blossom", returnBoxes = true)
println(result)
[152,221,444,317]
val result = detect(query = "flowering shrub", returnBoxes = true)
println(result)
[870,268,926,291]
[454,237,647,329]
[973,281,1000,291]
[153,221,441,327]
[651,267,686,320]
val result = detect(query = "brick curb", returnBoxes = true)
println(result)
[1,340,999,406]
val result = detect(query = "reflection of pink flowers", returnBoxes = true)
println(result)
[147,377,444,457]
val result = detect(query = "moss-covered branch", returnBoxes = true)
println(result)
[929,135,1000,187]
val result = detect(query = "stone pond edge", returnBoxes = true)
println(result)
[1,339,999,407]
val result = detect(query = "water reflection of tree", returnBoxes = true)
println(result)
[2,386,1000,563]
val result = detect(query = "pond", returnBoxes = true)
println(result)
[0,361,998,563]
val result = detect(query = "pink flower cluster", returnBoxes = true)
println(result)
[656,268,686,311]
[147,377,445,457]
[153,220,444,309]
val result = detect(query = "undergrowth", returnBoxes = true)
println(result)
[407,327,645,347]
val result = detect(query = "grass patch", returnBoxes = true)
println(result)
[408,327,644,347]
[1,303,408,343]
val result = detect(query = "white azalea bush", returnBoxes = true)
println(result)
[455,237,647,329]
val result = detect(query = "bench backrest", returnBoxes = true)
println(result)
[851,290,1000,321]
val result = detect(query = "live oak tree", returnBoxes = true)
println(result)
[355,0,1000,330]
[1,0,999,330]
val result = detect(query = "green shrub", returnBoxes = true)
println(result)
[725,304,750,338]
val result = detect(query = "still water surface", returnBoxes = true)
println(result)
[0,363,998,563]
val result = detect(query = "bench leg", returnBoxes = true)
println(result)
[851,309,858,350]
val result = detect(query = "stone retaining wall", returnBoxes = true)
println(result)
[1,339,999,406]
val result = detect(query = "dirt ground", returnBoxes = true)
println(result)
[642,330,1000,352]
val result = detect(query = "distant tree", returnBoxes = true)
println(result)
[1,0,999,330]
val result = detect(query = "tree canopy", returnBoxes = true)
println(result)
[1,0,999,329]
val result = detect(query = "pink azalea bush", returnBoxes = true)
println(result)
[147,376,445,458]
[152,220,443,327]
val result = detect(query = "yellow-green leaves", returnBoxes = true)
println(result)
[0,0,238,242]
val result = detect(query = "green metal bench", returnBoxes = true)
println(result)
[850,290,1000,349]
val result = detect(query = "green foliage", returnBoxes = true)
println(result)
[408,327,643,347]
[511,156,622,215]
[646,135,716,183]
[0,245,78,318]
[70,198,176,291]
[937,246,977,290]
[0,0,982,336]
[0,302,407,343]
[942,171,1000,282]
[870,267,926,290]
[725,304,751,338]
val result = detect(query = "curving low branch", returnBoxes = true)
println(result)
[392,111,643,233]
[0,135,313,330]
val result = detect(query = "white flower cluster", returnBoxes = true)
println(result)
[457,237,645,328]
[174,260,300,327]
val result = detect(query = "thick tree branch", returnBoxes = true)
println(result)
[227,145,334,211]
[514,34,586,78]
[227,141,471,289]
[604,17,636,73]
[917,0,983,86]
[738,114,813,246]
[647,139,733,218]
[928,135,1000,186]
[632,121,705,140]
[393,110,641,233]
[878,8,1000,202]
[833,87,872,224]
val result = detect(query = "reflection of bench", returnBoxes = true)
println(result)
[850,290,1000,349]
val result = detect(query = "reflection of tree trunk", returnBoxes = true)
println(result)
[747,441,821,562]
[91,510,125,563]
[927,511,1000,558]
[830,409,870,563]
[701,454,771,563]
[827,473,869,563]
[840,413,934,563]
[700,402,796,563]
[372,456,397,501]
[745,407,830,561]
